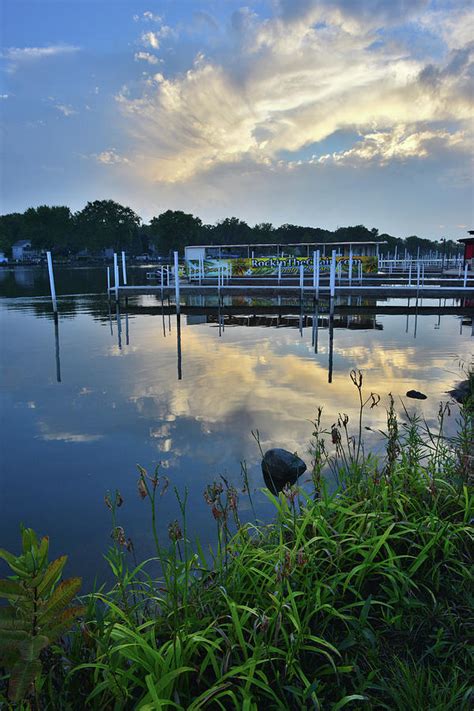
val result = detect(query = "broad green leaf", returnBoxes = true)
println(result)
[0,579,27,599]
[36,556,67,598]
[9,658,41,702]
[18,635,49,661]
[38,577,82,623]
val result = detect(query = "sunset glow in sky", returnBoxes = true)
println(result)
[1,0,473,237]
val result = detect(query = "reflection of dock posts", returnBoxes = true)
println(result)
[125,297,129,346]
[328,299,334,383]
[46,251,57,314]
[330,250,336,299]
[174,251,180,314]
[121,251,127,285]
[116,299,122,349]
[436,298,441,329]
[161,297,166,337]
[53,312,61,383]
[176,312,182,380]
[312,299,319,352]
[113,253,119,300]
[299,299,303,337]
[414,295,419,339]
[108,298,113,336]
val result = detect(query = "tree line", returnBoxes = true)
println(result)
[0,200,462,258]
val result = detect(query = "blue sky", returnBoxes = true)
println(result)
[1,0,473,238]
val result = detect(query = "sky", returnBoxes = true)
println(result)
[1,0,473,238]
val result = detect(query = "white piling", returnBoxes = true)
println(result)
[106,266,111,294]
[278,261,281,286]
[174,251,180,313]
[113,252,119,299]
[408,262,412,286]
[348,250,353,286]
[330,250,336,298]
[46,251,57,312]
[121,251,127,285]
[299,263,304,298]
[463,264,468,288]
[314,250,320,296]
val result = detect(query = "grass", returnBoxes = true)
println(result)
[1,369,472,709]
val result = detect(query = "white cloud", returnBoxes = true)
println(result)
[54,103,77,117]
[143,11,162,22]
[316,126,469,166]
[1,44,80,72]
[134,11,163,23]
[141,31,160,49]
[119,5,473,184]
[134,51,159,65]
[93,149,130,165]
[0,93,8,99]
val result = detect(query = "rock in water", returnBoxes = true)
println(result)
[406,390,427,400]
[262,448,307,493]
[448,380,471,404]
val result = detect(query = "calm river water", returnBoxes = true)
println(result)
[0,266,472,585]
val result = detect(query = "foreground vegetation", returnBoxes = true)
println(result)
[1,371,472,709]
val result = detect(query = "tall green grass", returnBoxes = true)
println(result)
[1,370,472,709]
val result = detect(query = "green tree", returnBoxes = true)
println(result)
[74,200,141,253]
[253,222,274,244]
[149,210,202,256]
[22,205,73,253]
[0,213,26,256]
[213,217,252,245]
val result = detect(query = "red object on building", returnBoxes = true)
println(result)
[458,230,474,266]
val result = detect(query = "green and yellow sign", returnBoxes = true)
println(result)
[187,256,378,277]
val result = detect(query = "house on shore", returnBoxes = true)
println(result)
[12,240,42,262]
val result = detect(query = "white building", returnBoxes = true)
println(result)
[12,240,33,261]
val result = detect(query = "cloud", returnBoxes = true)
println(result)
[1,44,80,72]
[92,149,130,165]
[119,5,473,184]
[316,126,469,166]
[54,103,77,117]
[141,31,160,49]
[276,0,429,30]
[134,51,159,65]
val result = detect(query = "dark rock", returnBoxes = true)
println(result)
[448,380,471,404]
[406,390,427,400]
[262,448,306,494]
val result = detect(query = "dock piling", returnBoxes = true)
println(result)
[174,251,180,313]
[121,251,127,285]
[113,253,119,299]
[46,251,57,313]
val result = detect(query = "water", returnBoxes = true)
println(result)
[0,266,472,586]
